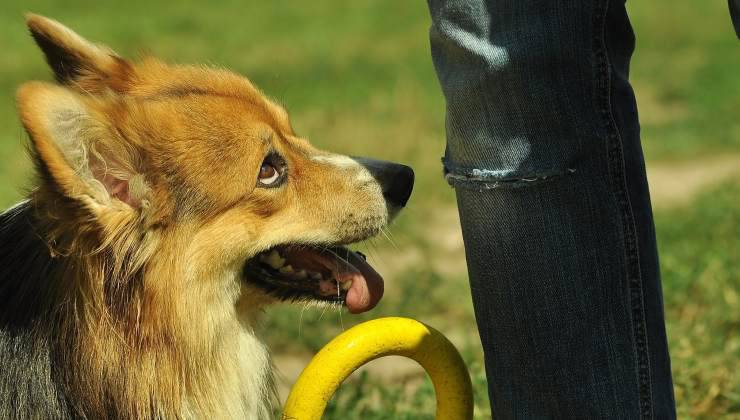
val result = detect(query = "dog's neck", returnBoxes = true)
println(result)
[0,200,275,419]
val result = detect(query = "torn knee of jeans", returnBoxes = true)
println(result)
[443,159,576,190]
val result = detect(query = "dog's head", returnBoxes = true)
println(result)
[17,15,413,315]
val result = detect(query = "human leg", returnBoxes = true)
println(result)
[426,0,676,417]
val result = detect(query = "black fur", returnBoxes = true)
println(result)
[29,30,84,84]
[0,201,73,419]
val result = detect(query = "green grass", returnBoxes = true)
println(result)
[1,1,738,418]
[658,180,740,418]
[627,2,740,160]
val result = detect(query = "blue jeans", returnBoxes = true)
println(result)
[427,1,676,418]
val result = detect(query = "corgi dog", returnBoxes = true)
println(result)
[0,15,413,419]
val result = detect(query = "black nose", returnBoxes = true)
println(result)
[352,157,414,208]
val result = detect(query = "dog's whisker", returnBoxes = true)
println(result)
[367,248,385,268]
[298,304,308,338]
[380,226,399,250]
[318,305,329,322]
[363,239,385,265]
[336,280,345,332]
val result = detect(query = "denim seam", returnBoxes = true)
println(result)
[594,1,654,418]
[442,159,577,190]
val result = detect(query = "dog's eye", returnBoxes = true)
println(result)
[258,162,280,186]
[257,153,287,188]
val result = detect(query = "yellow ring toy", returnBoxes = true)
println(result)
[282,317,473,419]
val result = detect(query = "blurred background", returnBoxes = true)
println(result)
[1,1,738,418]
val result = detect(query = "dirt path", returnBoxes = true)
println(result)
[646,155,740,209]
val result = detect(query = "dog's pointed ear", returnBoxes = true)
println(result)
[26,14,132,92]
[17,82,147,212]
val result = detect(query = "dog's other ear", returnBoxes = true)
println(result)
[26,14,132,92]
[17,82,147,211]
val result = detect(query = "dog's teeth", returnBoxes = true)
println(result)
[340,280,353,291]
[279,265,294,274]
[309,272,323,281]
[294,269,307,279]
[265,250,286,269]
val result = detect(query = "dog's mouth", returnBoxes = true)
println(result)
[242,244,383,313]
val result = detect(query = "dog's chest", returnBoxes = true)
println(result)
[183,327,274,419]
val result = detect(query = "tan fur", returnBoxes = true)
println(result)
[15,14,389,419]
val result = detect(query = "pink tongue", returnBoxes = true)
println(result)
[311,249,384,314]
[336,252,384,314]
